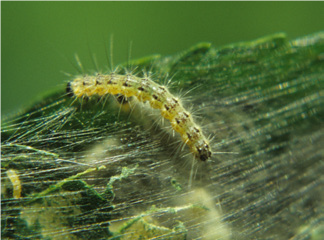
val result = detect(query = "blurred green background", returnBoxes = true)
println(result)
[2,2,324,114]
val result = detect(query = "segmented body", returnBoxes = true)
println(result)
[67,73,212,161]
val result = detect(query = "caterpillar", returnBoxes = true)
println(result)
[6,169,22,199]
[66,72,212,161]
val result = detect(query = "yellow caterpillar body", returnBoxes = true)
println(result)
[67,73,212,161]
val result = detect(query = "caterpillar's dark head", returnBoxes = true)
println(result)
[196,141,212,161]
[66,82,74,97]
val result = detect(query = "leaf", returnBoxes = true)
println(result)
[1,32,323,240]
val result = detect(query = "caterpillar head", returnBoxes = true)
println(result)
[195,140,212,161]
[66,82,74,97]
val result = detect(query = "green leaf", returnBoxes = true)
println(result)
[2,32,323,240]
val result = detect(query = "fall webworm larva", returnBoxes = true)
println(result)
[66,71,212,161]
[6,169,22,199]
